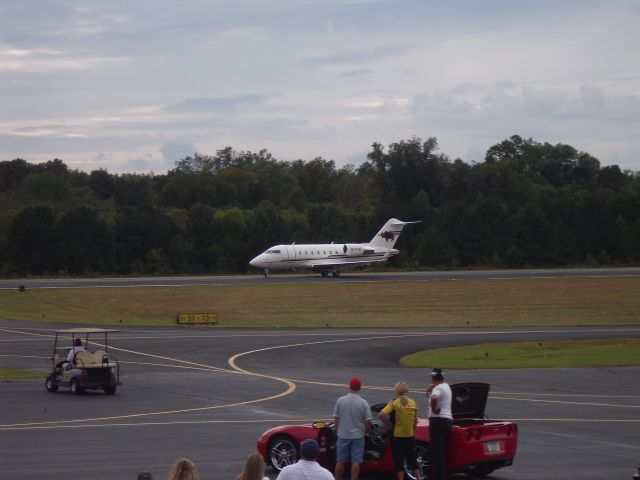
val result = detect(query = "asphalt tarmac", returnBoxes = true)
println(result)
[1,320,639,480]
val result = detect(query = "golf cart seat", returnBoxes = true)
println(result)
[74,350,93,367]
[74,350,111,367]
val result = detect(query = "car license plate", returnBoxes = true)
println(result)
[485,441,502,453]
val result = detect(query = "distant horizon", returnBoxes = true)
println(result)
[6,134,639,176]
[2,1,639,173]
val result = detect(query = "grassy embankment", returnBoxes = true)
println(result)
[401,339,640,368]
[0,276,638,328]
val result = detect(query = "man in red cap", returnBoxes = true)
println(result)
[333,377,372,480]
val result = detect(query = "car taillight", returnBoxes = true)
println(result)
[80,370,88,377]
[465,429,482,441]
[111,367,117,377]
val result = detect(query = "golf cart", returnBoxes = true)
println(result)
[45,328,121,395]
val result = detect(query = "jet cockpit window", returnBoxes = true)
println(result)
[267,249,281,254]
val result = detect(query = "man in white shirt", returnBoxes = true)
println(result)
[275,439,333,480]
[67,338,86,364]
[426,368,452,480]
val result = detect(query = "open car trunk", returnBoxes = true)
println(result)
[450,382,490,424]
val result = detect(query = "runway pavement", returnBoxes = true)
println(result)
[1,266,640,289]
[1,320,639,480]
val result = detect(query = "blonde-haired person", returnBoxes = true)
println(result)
[168,458,199,480]
[235,452,269,480]
[379,382,421,480]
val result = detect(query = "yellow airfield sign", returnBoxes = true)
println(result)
[177,312,218,325]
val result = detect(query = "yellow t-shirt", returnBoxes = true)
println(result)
[381,396,418,438]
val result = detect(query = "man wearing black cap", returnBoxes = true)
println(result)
[426,368,452,480]
[275,439,333,480]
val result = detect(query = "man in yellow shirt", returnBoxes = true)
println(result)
[379,382,421,480]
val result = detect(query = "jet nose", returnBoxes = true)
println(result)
[249,255,262,268]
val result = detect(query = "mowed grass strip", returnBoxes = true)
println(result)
[0,276,638,327]
[0,369,46,379]
[400,339,640,368]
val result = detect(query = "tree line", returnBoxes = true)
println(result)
[1,135,638,276]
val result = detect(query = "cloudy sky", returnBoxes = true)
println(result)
[1,0,639,173]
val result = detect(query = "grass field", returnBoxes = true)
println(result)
[0,276,638,327]
[401,339,640,368]
[0,369,46,379]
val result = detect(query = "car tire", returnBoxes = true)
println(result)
[70,378,83,395]
[268,435,299,472]
[45,375,58,392]
[103,385,117,395]
[406,442,431,480]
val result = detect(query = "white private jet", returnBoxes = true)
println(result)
[249,218,419,278]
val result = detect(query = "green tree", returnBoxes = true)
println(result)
[115,206,177,272]
[7,205,57,274]
[54,206,115,273]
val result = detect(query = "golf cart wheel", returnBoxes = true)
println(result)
[70,378,83,395]
[103,385,117,395]
[45,375,59,392]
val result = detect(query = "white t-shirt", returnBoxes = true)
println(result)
[67,346,86,363]
[428,383,452,419]
[275,459,334,480]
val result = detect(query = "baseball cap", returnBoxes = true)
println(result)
[431,368,444,379]
[300,439,319,459]
[74,338,82,346]
[349,377,362,391]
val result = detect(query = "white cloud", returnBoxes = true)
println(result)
[1,0,639,172]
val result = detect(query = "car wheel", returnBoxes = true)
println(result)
[45,375,58,393]
[268,435,299,471]
[103,385,117,395]
[406,442,431,480]
[70,379,83,395]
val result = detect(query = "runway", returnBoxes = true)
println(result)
[1,267,640,290]
[1,320,639,479]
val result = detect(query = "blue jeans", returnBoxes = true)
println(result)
[336,437,365,463]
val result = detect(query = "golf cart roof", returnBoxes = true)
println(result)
[56,328,120,334]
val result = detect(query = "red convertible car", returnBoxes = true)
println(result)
[257,383,517,479]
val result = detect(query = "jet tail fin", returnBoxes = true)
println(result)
[368,218,420,248]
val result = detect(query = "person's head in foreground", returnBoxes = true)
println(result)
[300,439,320,461]
[168,458,199,480]
[235,452,266,480]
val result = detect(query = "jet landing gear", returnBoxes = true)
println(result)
[263,269,271,278]
[320,271,341,278]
